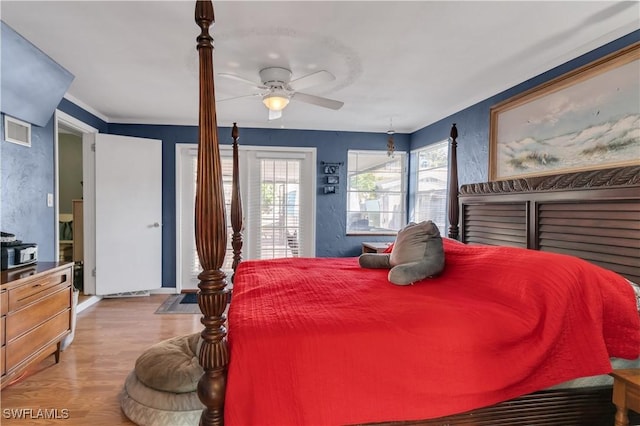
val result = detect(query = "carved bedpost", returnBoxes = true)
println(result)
[194,1,229,425]
[447,123,460,240]
[231,123,243,277]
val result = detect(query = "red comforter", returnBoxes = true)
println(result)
[225,240,640,425]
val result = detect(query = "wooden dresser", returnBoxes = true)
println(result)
[1,262,73,389]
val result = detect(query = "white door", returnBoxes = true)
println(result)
[176,145,235,292]
[94,134,162,295]
[175,145,316,292]
[245,149,316,260]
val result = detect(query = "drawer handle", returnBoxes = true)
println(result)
[32,284,42,288]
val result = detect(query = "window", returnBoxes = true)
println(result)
[347,150,407,234]
[413,141,449,232]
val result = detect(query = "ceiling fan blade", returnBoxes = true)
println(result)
[293,92,344,110]
[289,70,335,91]
[217,93,261,102]
[218,73,266,89]
[268,109,282,121]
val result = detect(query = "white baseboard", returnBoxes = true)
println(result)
[150,287,180,295]
[77,295,102,314]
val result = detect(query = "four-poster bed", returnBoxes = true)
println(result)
[192,1,640,425]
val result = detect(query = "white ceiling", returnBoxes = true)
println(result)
[1,1,638,134]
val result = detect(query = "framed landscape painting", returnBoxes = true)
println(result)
[489,42,639,181]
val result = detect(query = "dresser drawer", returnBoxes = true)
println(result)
[8,269,70,311]
[1,290,7,315]
[0,345,5,376]
[6,287,70,343]
[6,310,70,372]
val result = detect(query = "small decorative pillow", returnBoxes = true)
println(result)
[359,220,445,285]
[359,252,391,269]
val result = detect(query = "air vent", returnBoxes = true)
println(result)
[4,115,31,147]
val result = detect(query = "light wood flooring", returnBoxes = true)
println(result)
[1,294,202,425]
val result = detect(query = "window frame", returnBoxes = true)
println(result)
[346,149,408,236]
[411,140,449,233]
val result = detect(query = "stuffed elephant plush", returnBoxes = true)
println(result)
[359,220,445,285]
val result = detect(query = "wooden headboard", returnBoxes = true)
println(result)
[459,165,640,283]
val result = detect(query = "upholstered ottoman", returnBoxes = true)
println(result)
[120,333,204,426]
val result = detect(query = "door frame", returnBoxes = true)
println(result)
[175,144,317,293]
[175,143,196,293]
[243,146,317,260]
[54,110,100,308]
[55,110,97,261]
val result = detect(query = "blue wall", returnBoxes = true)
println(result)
[2,27,637,288]
[1,21,74,127]
[0,115,57,261]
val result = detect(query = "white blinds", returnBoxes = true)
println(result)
[244,149,315,259]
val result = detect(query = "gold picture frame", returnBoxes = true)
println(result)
[489,42,640,181]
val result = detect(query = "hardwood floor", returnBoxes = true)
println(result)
[1,294,202,425]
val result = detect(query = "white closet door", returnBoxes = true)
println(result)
[95,134,162,295]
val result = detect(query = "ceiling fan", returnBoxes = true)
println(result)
[218,67,344,120]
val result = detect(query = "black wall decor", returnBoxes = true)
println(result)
[322,161,341,174]
[320,161,342,194]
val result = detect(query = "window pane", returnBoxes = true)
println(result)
[414,141,448,232]
[347,151,407,234]
[258,159,301,259]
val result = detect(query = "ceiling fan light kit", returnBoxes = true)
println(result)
[262,92,290,111]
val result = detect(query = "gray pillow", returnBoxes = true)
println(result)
[390,221,432,266]
[359,220,445,285]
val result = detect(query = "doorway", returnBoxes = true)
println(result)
[57,125,82,264]
[54,110,99,312]
[175,144,316,292]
